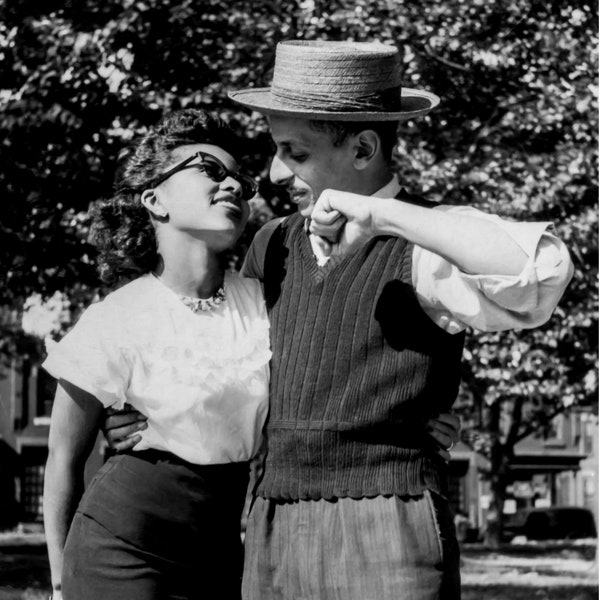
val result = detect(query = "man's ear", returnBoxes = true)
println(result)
[140,189,168,218]
[352,130,380,170]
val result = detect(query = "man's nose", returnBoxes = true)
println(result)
[269,155,294,186]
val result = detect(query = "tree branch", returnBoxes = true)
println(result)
[466,94,539,157]
[413,42,469,72]
[515,402,569,444]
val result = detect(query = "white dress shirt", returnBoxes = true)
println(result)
[309,179,574,333]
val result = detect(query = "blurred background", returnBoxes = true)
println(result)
[0,1,597,598]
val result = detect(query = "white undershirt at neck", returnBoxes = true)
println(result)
[309,179,400,266]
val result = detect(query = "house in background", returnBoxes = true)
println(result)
[0,359,105,527]
[449,408,598,538]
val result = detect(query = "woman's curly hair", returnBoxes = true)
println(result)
[89,109,241,284]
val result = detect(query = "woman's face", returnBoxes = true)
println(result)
[150,143,253,250]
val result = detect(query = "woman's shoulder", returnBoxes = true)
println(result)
[80,275,155,322]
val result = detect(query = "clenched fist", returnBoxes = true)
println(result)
[309,189,380,257]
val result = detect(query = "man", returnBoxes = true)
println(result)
[227,40,573,600]
[107,41,572,599]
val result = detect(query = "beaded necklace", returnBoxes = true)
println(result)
[152,273,226,313]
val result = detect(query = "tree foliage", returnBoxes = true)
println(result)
[1,0,597,542]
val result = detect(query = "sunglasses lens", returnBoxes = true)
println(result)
[238,175,257,201]
[200,153,256,201]
[201,156,228,182]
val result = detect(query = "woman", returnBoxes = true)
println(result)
[43,109,269,599]
[43,108,459,600]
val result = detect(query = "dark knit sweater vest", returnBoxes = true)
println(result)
[258,208,465,501]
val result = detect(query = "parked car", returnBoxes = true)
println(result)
[503,506,597,541]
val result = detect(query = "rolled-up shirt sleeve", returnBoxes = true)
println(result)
[413,205,575,333]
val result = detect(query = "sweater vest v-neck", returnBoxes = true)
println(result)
[259,209,465,501]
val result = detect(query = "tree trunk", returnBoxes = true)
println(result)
[485,468,508,548]
[484,435,512,548]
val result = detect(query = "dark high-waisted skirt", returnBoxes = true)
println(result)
[62,450,250,600]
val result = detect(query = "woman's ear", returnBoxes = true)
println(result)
[140,189,168,218]
[352,130,380,170]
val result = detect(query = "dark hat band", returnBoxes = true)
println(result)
[271,85,403,113]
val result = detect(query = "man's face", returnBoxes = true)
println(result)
[268,116,356,218]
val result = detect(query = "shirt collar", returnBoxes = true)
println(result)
[372,177,401,199]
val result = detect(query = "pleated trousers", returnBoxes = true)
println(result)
[242,491,461,600]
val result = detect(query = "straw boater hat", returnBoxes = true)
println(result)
[229,40,439,122]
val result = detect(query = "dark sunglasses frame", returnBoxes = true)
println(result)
[148,151,258,201]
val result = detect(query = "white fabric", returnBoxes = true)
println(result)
[309,179,573,333]
[42,272,271,465]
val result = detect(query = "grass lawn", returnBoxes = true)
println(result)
[0,533,597,599]
[463,586,597,600]
[0,544,50,600]
[0,592,46,600]
[1,585,598,600]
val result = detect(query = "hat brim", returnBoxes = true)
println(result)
[228,87,439,121]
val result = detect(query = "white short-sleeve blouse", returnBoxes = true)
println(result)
[42,272,271,465]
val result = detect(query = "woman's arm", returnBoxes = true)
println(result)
[426,412,461,462]
[43,379,104,598]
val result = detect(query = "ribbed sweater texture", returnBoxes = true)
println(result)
[258,207,465,501]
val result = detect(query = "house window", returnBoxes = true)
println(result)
[20,446,48,522]
[583,421,594,455]
[554,414,565,442]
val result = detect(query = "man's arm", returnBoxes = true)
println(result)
[102,404,148,452]
[102,408,460,463]
[241,217,287,280]
[310,190,573,331]
[310,190,528,275]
